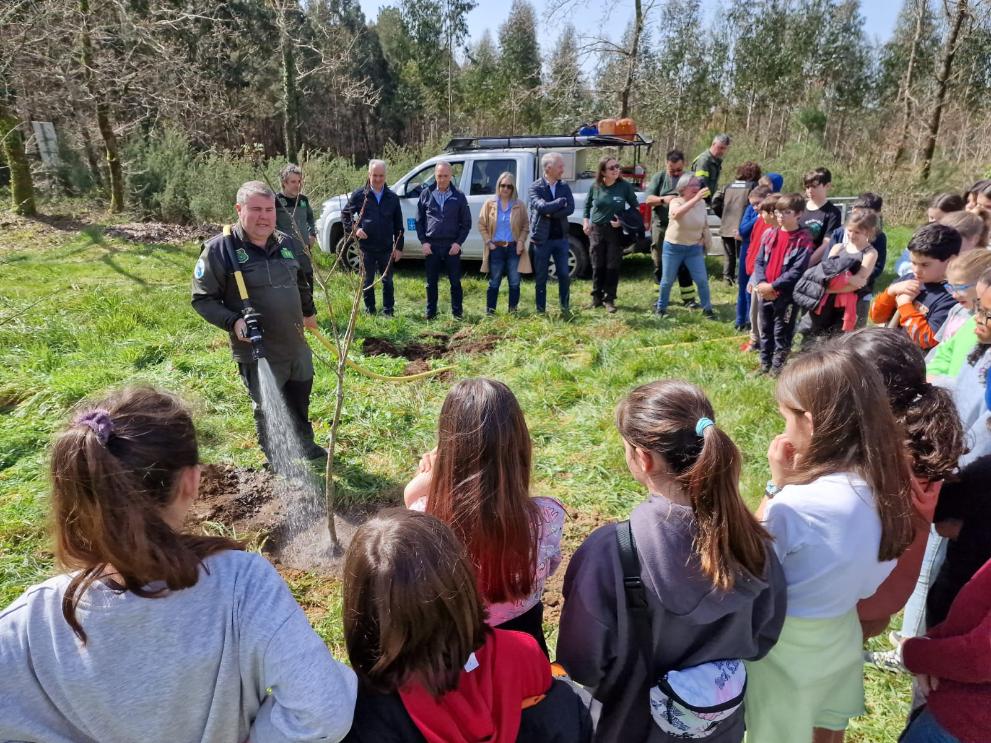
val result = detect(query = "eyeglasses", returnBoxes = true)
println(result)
[976,309,991,324]
[498,184,513,190]
[606,164,621,171]
[946,282,975,293]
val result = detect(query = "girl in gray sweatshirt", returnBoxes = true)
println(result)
[0,387,357,743]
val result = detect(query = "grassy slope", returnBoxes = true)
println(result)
[0,218,913,740]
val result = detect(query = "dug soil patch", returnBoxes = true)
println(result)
[190,463,383,574]
[362,327,500,363]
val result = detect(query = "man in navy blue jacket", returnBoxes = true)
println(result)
[416,161,472,319]
[528,153,575,314]
[342,160,404,315]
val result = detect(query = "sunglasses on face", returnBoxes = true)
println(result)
[946,282,975,293]
[498,184,512,189]
[606,164,621,171]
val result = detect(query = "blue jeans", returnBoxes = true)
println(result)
[900,709,960,743]
[736,242,751,326]
[901,528,947,638]
[424,244,463,317]
[361,250,394,313]
[533,237,570,311]
[656,241,711,312]
[487,244,521,312]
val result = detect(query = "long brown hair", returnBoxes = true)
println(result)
[426,378,539,604]
[776,349,914,561]
[595,155,621,186]
[343,509,488,697]
[615,380,770,591]
[834,329,964,481]
[51,387,241,642]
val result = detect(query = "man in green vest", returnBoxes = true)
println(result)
[691,133,731,203]
[275,163,317,251]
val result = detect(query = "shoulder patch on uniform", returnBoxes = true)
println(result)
[280,247,294,259]
[236,248,249,264]
[194,258,206,279]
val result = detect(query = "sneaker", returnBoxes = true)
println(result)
[365,307,377,315]
[486,308,495,316]
[703,309,716,319]
[683,299,701,309]
[739,340,752,352]
[382,309,394,317]
[866,648,907,674]
[604,301,617,314]
[586,300,604,309]
[749,343,761,354]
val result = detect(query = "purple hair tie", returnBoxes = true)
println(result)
[74,409,114,446]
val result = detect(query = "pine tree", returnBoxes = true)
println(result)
[498,0,542,132]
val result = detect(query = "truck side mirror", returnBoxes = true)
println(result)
[405,182,423,198]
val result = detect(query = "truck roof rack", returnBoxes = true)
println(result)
[444,133,653,152]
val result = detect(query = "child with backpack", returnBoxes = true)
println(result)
[0,388,357,743]
[342,509,591,743]
[752,192,815,374]
[744,348,915,743]
[404,378,565,655]
[556,380,787,743]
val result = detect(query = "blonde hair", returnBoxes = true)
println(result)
[495,171,517,200]
[947,249,991,283]
[940,210,987,247]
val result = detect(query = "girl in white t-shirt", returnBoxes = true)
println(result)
[745,347,915,743]
[404,378,564,656]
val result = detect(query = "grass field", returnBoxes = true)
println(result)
[0,211,913,741]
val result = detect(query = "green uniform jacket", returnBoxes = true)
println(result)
[644,171,679,232]
[928,316,977,380]
[191,223,316,366]
[583,179,639,225]
[276,192,316,248]
[691,150,723,198]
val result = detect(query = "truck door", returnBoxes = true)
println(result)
[397,161,465,258]
[463,157,520,259]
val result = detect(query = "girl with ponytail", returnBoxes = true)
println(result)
[556,380,787,743]
[0,387,357,743]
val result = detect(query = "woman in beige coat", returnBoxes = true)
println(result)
[478,172,532,314]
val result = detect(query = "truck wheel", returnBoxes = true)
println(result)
[334,235,362,272]
[549,234,590,279]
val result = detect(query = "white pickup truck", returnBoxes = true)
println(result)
[316,135,656,278]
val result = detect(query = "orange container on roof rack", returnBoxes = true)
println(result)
[598,117,617,135]
[615,118,636,140]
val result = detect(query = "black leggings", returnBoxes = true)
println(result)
[495,601,549,657]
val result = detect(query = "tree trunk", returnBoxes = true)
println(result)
[920,0,968,181]
[0,104,36,216]
[280,17,300,161]
[79,0,124,212]
[894,0,926,166]
[619,0,644,118]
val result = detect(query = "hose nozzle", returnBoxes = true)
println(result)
[242,304,266,360]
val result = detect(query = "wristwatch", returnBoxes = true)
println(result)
[765,480,782,499]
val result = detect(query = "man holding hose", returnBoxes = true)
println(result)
[191,180,327,466]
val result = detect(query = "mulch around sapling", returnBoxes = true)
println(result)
[190,463,383,572]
